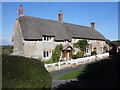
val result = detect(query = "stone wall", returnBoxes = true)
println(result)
[23,40,56,59]
[90,40,109,54]
[13,21,24,55]
[22,38,109,60]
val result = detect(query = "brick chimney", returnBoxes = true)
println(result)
[18,5,24,17]
[58,10,63,23]
[91,22,95,29]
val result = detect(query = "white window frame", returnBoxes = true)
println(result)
[42,36,52,42]
[85,48,91,54]
[43,51,52,59]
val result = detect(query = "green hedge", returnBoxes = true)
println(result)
[1,45,13,55]
[76,51,84,58]
[2,55,52,88]
[72,51,84,59]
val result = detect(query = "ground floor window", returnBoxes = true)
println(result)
[43,51,52,59]
[85,48,91,54]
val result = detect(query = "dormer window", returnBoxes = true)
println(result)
[64,40,68,43]
[42,36,52,42]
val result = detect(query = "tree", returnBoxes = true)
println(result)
[73,40,89,52]
[112,40,120,47]
[52,44,63,62]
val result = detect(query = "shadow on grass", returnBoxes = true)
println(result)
[54,53,120,88]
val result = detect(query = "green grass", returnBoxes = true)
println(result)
[57,59,110,80]
[43,59,65,64]
[57,68,85,80]
[2,54,52,88]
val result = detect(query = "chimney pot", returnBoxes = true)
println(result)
[91,22,95,29]
[18,5,24,17]
[58,10,63,23]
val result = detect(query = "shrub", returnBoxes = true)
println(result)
[2,55,52,88]
[91,51,97,55]
[73,40,89,52]
[1,45,13,55]
[43,59,55,64]
[76,51,84,58]
[52,44,63,62]
[72,55,77,59]
[60,60,65,62]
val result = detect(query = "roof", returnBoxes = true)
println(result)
[62,44,73,50]
[19,16,106,41]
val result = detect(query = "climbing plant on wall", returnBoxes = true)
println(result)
[52,44,63,62]
[73,39,89,52]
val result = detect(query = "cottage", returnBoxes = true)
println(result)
[11,5,110,60]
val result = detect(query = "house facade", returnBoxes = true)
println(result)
[11,5,110,60]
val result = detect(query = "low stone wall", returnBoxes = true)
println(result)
[45,53,109,72]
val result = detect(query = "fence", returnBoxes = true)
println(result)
[44,53,109,72]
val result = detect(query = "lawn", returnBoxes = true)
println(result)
[56,68,85,80]
[57,59,110,80]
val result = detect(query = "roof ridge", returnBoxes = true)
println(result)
[63,22,92,29]
[19,15,92,29]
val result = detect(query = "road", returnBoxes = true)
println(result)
[50,54,119,88]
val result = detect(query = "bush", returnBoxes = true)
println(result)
[72,55,77,59]
[1,45,13,55]
[2,55,52,88]
[91,51,97,55]
[76,51,84,58]
[73,40,89,52]
[43,59,55,64]
[52,44,63,62]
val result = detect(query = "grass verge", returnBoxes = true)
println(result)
[57,59,110,80]
[56,68,85,80]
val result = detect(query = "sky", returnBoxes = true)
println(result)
[1,2,119,45]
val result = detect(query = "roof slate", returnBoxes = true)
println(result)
[19,16,106,41]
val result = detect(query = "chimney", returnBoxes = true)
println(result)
[18,5,24,17]
[91,22,95,29]
[58,10,63,23]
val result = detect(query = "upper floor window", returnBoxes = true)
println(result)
[87,40,90,43]
[42,36,52,42]
[64,40,68,43]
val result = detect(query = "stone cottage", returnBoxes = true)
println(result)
[11,5,109,60]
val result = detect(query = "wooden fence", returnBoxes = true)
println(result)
[44,53,109,72]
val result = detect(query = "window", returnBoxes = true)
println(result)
[64,40,68,43]
[87,40,90,43]
[44,51,46,58]
[86,48,91,54]
[43,51,52,59]
[43,36,52,42]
